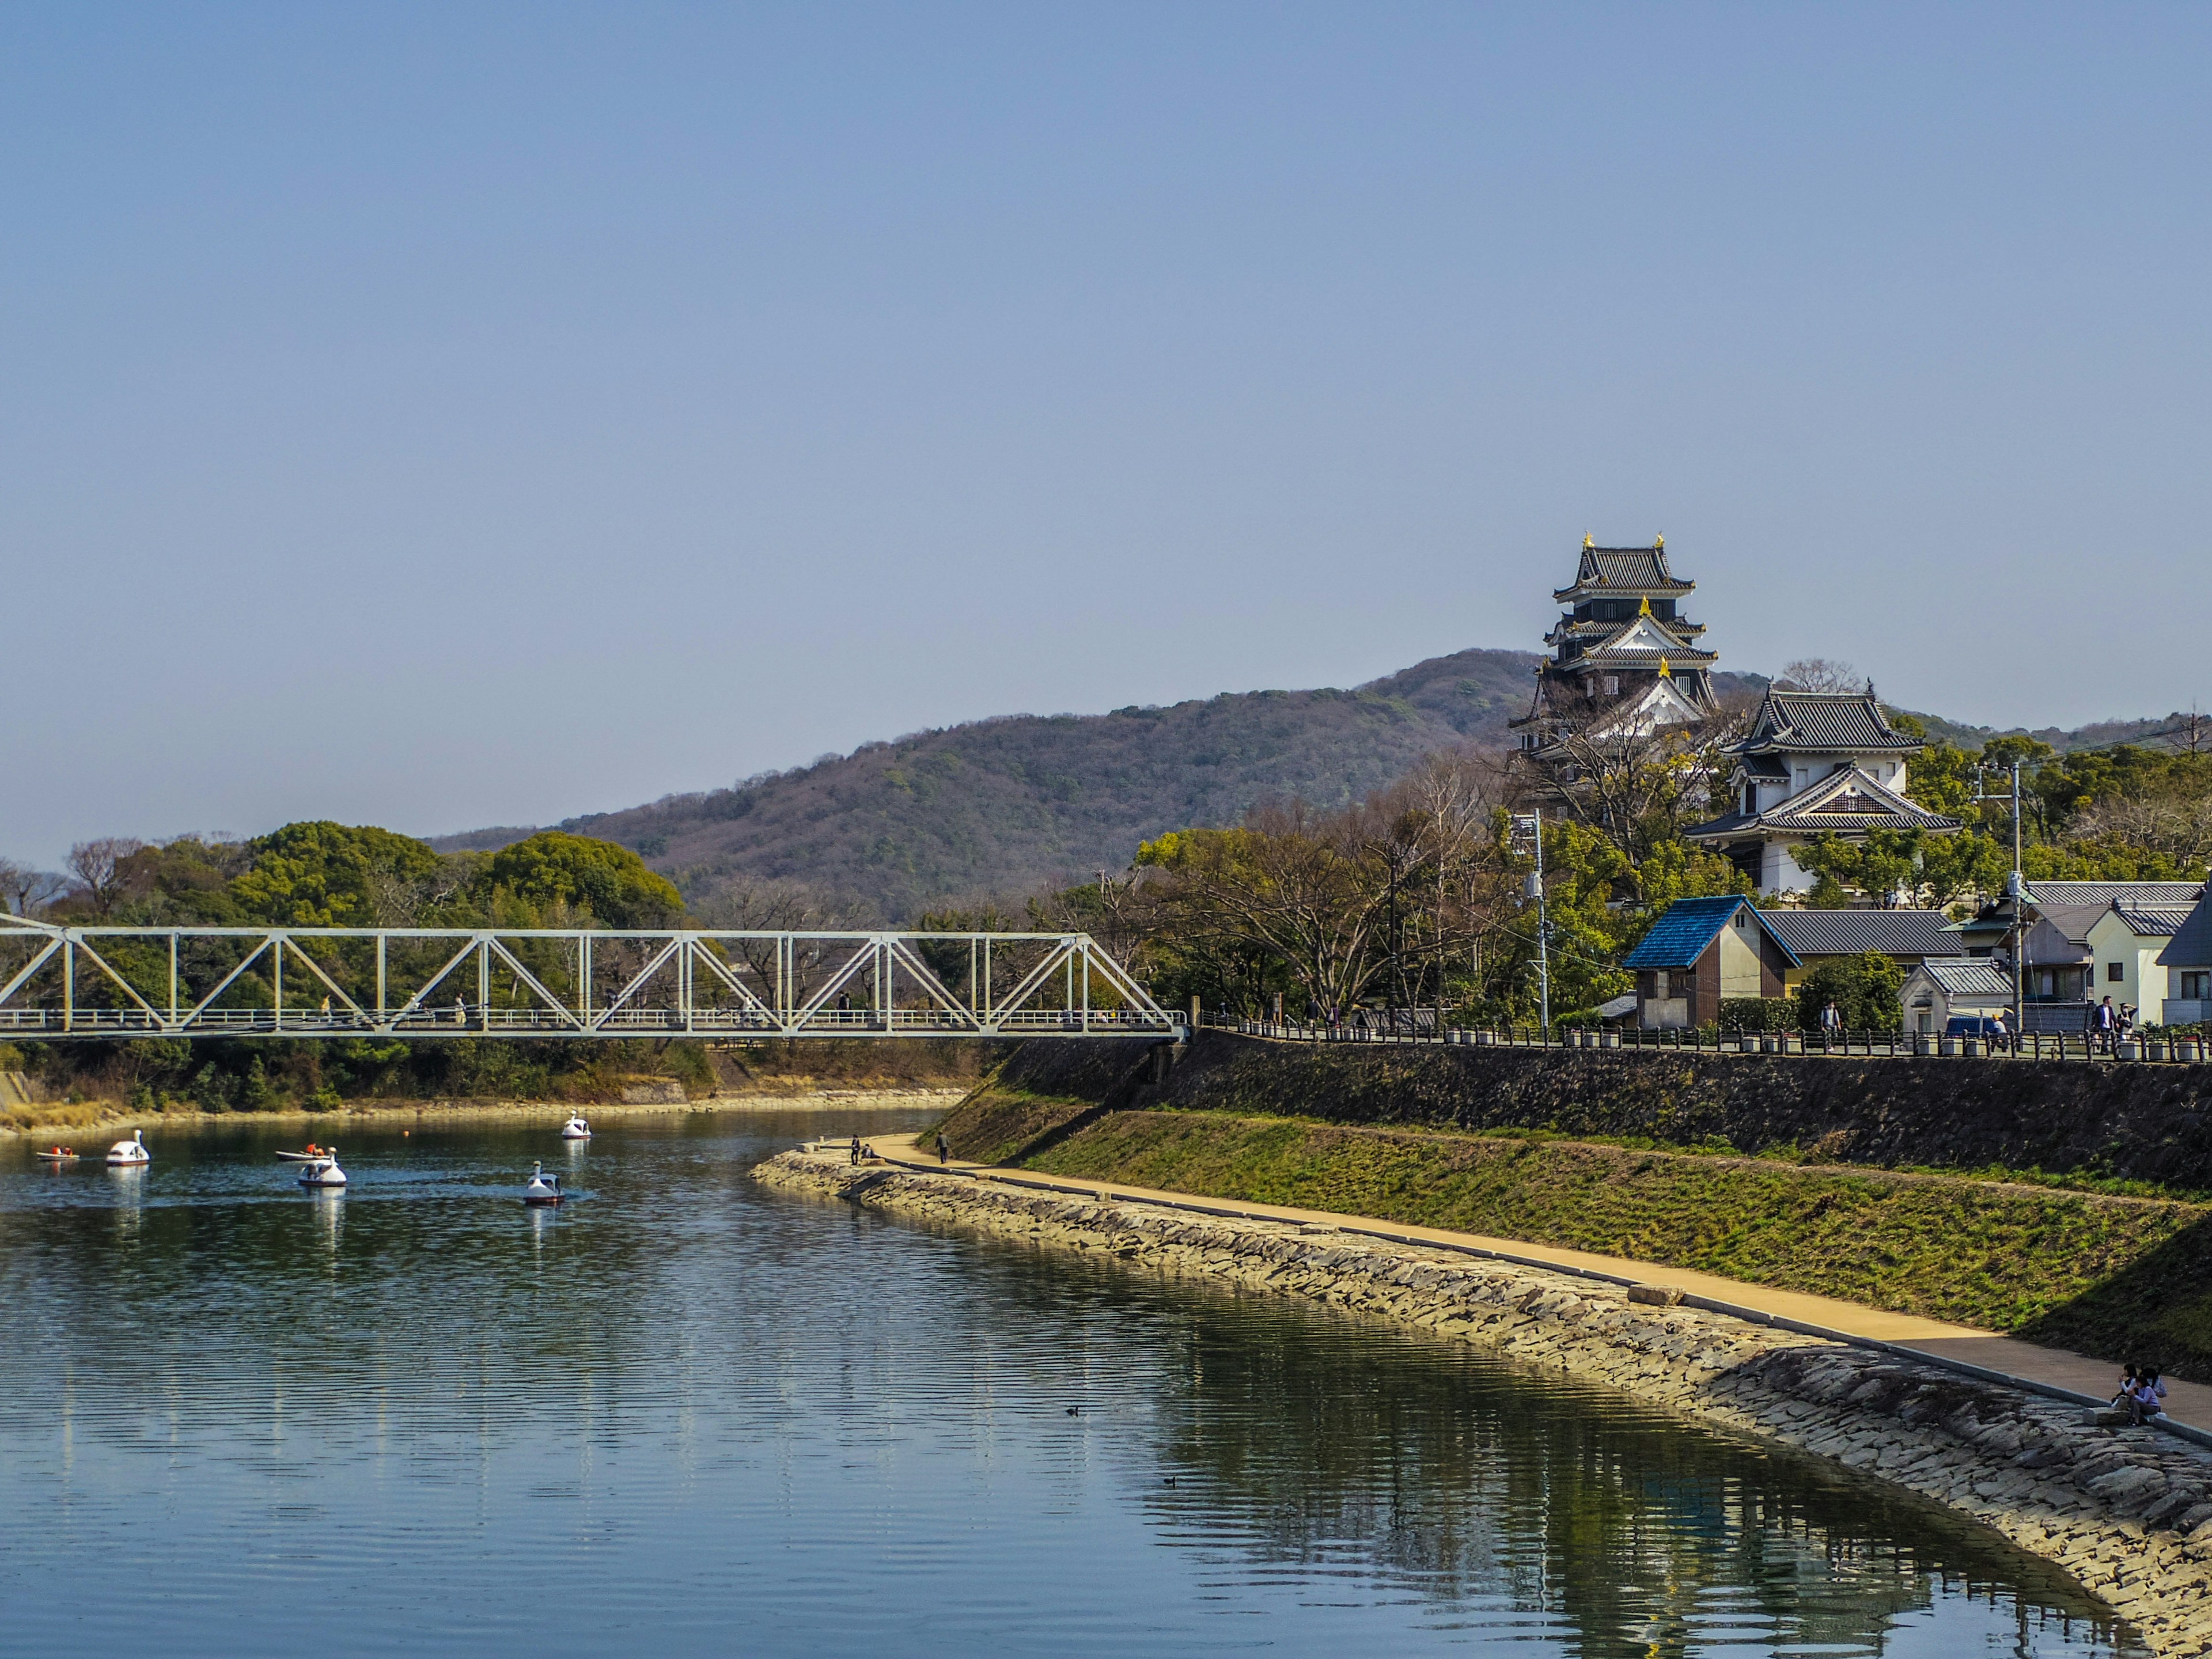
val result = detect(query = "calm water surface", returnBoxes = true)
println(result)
[0,1108,2141,1658]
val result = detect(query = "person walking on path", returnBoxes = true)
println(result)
[2095,996,2119,1055]
[1820,1001,1842,1047]
[935,1132,949,1165]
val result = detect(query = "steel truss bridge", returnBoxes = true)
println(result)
[0,918,1175,1041]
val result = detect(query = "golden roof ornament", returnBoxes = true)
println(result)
[1654,533,1664,551]
[1582,533,1594,550]
[1638,594,1652,616]
[1658,656,1672,679]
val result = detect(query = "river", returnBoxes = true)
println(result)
[0,1107,2142,1658]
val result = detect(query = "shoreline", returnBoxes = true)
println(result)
[756,1145,2212,1657]
[2,1087,965,1142]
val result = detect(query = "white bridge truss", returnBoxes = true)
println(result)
[0,918,1175,1041]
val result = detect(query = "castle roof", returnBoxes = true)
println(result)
[1685,765,1961,841]
[1552,542,1695,601]
[1736,688,1922,753]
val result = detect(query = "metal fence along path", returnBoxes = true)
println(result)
[0,916,1175,1040]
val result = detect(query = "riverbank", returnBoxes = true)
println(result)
[1,1087,967,1142]
[757,1145,2212,1657]
[933,1036,2212,1375]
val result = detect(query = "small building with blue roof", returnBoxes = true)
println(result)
[1621,895,1800,1028]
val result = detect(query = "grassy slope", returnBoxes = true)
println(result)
[1020,1110,2212,1374]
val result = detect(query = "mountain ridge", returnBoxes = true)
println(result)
[428,647,2198,922]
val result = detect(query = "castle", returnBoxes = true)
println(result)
[1516,535,1958,896]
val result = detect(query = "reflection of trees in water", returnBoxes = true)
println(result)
[970,1248,2133,1659]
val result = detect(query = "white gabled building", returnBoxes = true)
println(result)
[1683,688,1960,895]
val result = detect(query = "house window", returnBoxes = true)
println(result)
[1652,971,1670,998]
[2183,972,2211,1000]
[1603,676,1619,696]
[2108,962,2125,982]
[1735,911,1748,929]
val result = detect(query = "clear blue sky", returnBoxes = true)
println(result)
[7,5,2210,864]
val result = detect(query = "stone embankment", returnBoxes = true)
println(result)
[758,1146,2212,1656]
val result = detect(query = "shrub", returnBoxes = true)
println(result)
[1718,997,1796,1033]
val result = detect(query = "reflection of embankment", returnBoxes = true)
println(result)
[932,1035,2212,1376]
[760,1152,2210,1656]
[1130,1289,2107,1656]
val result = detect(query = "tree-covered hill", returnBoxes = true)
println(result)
[430,638,2206,923]
[431,648,1767,921]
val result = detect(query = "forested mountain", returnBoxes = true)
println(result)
[432,648,1760,921]
[431,640,2204,923]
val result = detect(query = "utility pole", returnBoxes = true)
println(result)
[1523,808,1551,1036]
[2009,760,2025,1040]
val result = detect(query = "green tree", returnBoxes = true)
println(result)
[228,822,443,926]
[1792,952,1905,1033]
[483,831,684,927]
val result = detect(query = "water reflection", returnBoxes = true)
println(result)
[0,1111,2140,1659]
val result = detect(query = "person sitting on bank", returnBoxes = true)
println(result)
[2135,1366,2169,1423]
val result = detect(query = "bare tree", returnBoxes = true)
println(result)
[0,859,69,918]
[65,839,146,919]
[1778,658,1867,694]
[1517,702,1741,868]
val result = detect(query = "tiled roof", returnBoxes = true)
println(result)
[1554,544,1695,599]
[1911,959,2014,999]
[1762,909,1959,959]
[1623,896,1800,971]
[2157,895,2212,968]
[2031,903,2106,948]
[1690,765,1960,837]
[2027,880,2205,908]
[1568,647,1719,669]
[2111,905,2195,937]
[1741,690,1921,752]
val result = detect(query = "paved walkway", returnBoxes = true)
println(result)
[853,1134,2212,1443]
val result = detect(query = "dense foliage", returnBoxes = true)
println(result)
[0,824,692,1111]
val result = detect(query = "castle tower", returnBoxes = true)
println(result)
[1512,536,1719,749]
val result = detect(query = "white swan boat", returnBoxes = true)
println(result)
[297,1147,347,1188]
[523,1162,563,1207]
[105,1130,150,1166]
[559,1116,591,1140]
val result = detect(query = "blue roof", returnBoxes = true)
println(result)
[1623,896,1802,971]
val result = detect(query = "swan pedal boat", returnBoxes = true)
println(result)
[105,1130,150,1166]
[559,1117,591,1140]
[523,1162,563,1206]
[297,1152,347,1188]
